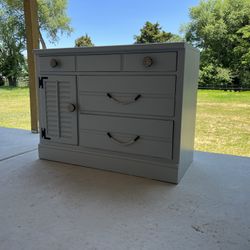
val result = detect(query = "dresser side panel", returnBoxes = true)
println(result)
[178,47,200,181]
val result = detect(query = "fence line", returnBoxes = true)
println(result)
[198,86,250,91]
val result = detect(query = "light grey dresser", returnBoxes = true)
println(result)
[35,43,200,184]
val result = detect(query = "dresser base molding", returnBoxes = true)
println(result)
[38,144,187,184]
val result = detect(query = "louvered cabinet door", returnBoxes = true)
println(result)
[39,75,77,145]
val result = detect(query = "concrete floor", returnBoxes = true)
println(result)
[0,127,38,161]
[0,128,249,250]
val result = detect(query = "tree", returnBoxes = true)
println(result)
[37,0,73,47]
[3,0,73,48]
[134,21,183,44]
[0,6,25,86]
[75,34,94,47]
[0,0,72,86]
[184,0,250,88]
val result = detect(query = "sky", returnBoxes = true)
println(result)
[43,0,200,48]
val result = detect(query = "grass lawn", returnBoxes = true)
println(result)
[0,87,249,157]
[0,87,31,130]
[196,90,250,157]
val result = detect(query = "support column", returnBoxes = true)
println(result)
[24,0,39,133]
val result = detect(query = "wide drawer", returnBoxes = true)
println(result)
[123,52,177,72]
[39,56,75,72]
[79,115,173,159]
[78,75,176,117]
[76,54,121,71]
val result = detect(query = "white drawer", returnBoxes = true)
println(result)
[123,52,177,72]
[78,75,175,117]
[76,54,121,71]
[39,56,75,72]
[79,115,173,159]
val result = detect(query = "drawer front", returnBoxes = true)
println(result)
[76,54,121,71]
[39,56,75,72]
[79,115,173,159]
[78,75,175,117]
[123,52,177,72]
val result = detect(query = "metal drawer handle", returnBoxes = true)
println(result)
[107,132,140,146]
[50,58,58,68]
[67,103,76,112]
[143,56,153,67]
[106,93,141,105]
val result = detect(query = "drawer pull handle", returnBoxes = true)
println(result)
[107,132,140,146]
[143,56,153,67]
[50,58,58,68]
[106,93,141,105]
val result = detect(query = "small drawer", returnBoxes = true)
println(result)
[78,75,176,117]
[76,54,121,71]
[123,52,177,72]
[79,115,173,160]
[39,56,75,72]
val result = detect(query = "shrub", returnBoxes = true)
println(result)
[199,64,233,88]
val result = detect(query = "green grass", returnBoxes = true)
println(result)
[195,90,250,157]
[0,86,31,130]
[0,87,249,157]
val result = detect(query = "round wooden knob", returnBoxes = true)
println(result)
[143,56,153,67]
[67,103,76,112]
[50,58,58,68]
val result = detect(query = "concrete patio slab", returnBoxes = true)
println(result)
[0,127,38,161]
[0,147,249,250]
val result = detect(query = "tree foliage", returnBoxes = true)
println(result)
[0,0,72,86]
[37,0,73,45]
[134,21,183,44]
[185,0,250,88]
[75,34,94,47]
[0,5,25,86]
[3,0,73,45]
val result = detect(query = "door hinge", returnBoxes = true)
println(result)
[41,128,51,140]
[39,77,48,88]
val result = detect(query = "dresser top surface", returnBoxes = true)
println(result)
[34,42,199,56]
